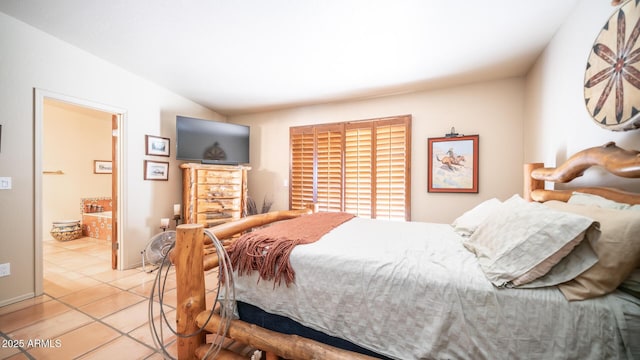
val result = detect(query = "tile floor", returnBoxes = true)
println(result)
[0,236,224,359]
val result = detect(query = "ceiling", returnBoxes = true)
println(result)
[0,0,581,115]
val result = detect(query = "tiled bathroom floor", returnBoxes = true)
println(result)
[0,237,225,359]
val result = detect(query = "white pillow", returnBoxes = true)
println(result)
[568,192,634,210]
[451,198,502,237]
[464,195,600,288]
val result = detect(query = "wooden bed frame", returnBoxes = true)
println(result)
[171,141,639,360]
[524,141,640,204]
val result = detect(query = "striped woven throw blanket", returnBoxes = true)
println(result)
[228,212,355,286]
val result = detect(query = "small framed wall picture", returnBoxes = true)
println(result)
[144,160,169,181]
[427,135,479,193]
[94,160,113,174]
[145,135,170,157]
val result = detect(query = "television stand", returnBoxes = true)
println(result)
[180,163,251,227]
[200,160,240,166]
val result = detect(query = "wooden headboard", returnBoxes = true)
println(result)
[524,142,640,204]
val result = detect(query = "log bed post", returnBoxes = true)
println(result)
[175,224,206,360]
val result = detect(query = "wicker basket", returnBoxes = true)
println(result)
[51,220,82,241]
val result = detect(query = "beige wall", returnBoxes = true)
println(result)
[0,12,224,306]
[524,0,640,191]
[230,78,525,223]
[43,100,112,239]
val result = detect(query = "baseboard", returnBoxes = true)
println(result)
[0,292,35,307]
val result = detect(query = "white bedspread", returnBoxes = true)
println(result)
[231,217,640,359]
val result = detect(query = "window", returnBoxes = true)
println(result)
[289,115,411,221]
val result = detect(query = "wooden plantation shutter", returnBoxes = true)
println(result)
[290,127,315,210]
[375,119,411,220]
[315,124,343,212]
[344,123,373,218]
[290,115,411,221]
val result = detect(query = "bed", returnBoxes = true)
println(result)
[170,141,640,360]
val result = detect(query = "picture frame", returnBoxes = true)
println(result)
[427,135,479,193]
[144,160,169,181]
[145,135,170,157]
[93,160,112,174]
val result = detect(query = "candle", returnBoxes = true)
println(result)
[160,218,170,228]
[173,204,181,216]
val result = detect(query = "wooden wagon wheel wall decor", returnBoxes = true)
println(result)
[584,0,640,131]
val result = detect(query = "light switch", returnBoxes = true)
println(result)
[0,263,9,277]
[0,177,12,190]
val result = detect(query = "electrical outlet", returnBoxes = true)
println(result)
[0,263,10,277]
[0,177,11,190]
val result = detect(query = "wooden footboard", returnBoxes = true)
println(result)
[172,205,376,359]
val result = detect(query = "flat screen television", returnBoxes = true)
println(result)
[176,115,250,165]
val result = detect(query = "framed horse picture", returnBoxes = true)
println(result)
[428,135,479,193]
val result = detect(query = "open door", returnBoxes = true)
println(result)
[111,114,118,269]
[35,89,126,296]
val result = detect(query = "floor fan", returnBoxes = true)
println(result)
[142,230,176,272]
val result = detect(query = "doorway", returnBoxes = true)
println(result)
[34,89,125,296]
